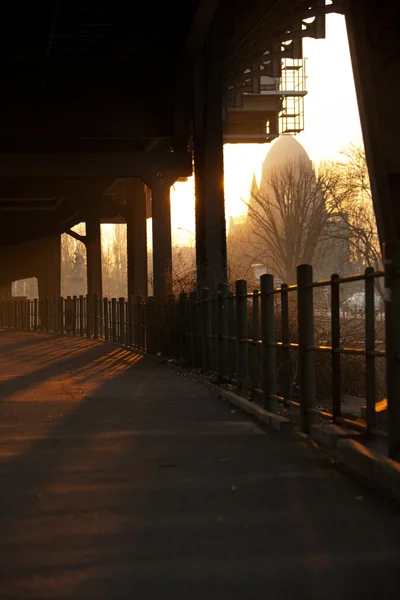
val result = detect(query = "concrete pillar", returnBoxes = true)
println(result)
[345,1,400,242]
[150,173,173,300]
[0,283,12,301]
[37,235,61,299]
[194,23,227,293]
[86,212,103,297]
[126,179,148,299]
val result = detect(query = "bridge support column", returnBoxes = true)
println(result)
[194,25,227,293]
[0,283,12,301]
[37,235,61,299]
[346,1,400,242]
[86,212,103,298]
[148,173,173,300]
[126,179,148,299]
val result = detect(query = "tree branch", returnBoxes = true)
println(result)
[66,229,86,245]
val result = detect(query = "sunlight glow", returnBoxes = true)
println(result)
[171,13,363,247]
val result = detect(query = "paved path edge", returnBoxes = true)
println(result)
[166,362,400,502]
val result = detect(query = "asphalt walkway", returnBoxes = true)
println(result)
[0,330,399,599]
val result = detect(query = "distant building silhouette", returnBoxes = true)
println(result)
[228,135,352,287]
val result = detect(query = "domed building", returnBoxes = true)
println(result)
[228,135,351,287]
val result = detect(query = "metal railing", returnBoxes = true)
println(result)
[1,241,399,460]
[0,294,147,352]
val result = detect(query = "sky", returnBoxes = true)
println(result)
[169,12,364,248]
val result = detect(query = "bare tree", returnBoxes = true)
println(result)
[321,144,382,273]
[102,224,127,298]
[171,245,196,295]
[246,158,333,284]
[61,223,86,296]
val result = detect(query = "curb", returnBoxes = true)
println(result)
[166,363,291,432]
[166,363,400,501]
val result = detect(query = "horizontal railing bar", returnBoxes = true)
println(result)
[308,407,333,418]
[339,271,384,283]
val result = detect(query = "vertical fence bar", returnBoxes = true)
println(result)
[146,296,156,353]
[111,298,117,343]
[260,274,277,412]
[45,298,50,332]
[331,273,341,422]
[228,292,235,382]
[37,299,42,331]
[93,294,99,339]
[128,296,134,347]
[86,294,91,338]
[50,297,55,332]
[136,296,144,351]
[189,292,197,367]
[65,296,72,334]
[201,288,211,372]
[211,292,218,374]
[281,284,291,404]
[132,296,138,348]
[72,296,77,335]
[179,293,187,363]
[196,297,202,367]
[119,297,125,344]
[384,241,400,459]
[167,294,175,357]
[297,264,316,434]
[218,283,229,381]
[125,301,129,344]
[59,297,64,334]
[79,295,84,336]
[235,280,248,390]
[103,298,109,340]
[21,300,25,329]
[251,289,259,398]
[365,266,376,433]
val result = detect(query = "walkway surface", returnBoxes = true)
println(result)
[0,330,399,599]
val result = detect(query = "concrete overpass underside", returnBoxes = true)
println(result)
[0,0,399,300]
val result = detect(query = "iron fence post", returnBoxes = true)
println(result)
[201,288,211,372]
[179,293,187,363]
[189,292,197,367]
[45,298,50,333]
[218,283,229,382]
[93,294,99,339]
[297,264,316,434]
[167,294,175,357]
[281,283,291,404]
[251,289,260,398]
[51,297,57,332]
[228,292,235,382]
[119,297,125,344]
[128,295,134,347]
[364,267,376,433]
[146,296,156,354]
[103,298,109,341]
[235,280,248,390]
[261,274,277,412]
[79,295,84,337]
[384,241,400,460]
[72,296,77,335]
[86,294,91,338]
[111,298,117,343]
[331,273,341,422]
[136,296,144,351]
[211,292,218,374]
